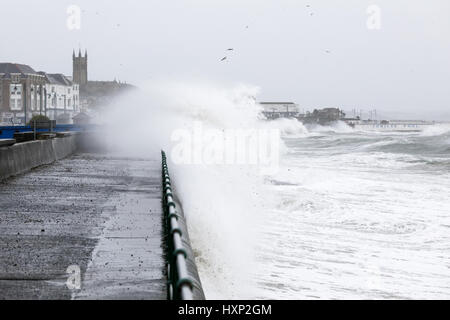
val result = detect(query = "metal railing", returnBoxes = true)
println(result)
[161,151,194,300]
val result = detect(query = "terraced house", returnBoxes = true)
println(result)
[0,63,80,125]
[0,63,47,125]
[39,73,80,124]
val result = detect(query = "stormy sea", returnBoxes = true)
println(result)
[107,83,450,300]
[252,123,450,300]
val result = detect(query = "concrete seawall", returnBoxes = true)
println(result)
[0,135,78,181]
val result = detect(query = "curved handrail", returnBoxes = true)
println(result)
[161,151,194,300]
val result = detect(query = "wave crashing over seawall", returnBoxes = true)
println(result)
[101,80,450,299]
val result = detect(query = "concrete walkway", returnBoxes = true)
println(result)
[0,153,166,300]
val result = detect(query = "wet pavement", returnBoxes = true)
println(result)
[0,153,166,300]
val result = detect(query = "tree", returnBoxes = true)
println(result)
[28,115,51,126]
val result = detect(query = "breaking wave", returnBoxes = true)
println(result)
[103,80,278,299]
[102,80,450,299]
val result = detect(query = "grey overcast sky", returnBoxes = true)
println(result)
[1,0,449,119]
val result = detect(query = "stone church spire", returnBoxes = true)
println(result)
[73,49,88,85]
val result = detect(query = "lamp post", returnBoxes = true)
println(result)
[23,82,27,125]
[30,85,35,116]
[12,85,18,125]
[39,85,42,116]
[44,87,47,117]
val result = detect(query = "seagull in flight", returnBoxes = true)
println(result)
[221,57,227,62]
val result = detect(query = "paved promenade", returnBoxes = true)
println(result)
[0,153,166,300]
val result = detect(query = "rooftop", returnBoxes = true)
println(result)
[47,74,73,86]
[0,63,38,75]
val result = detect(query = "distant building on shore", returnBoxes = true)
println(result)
[0,63,80,125]
[0,63,48,125]
[260,102,299,119]
[72,112,91,125]
[39,73,80,124]
[299,107,346,125]
[72,49,134,110]
[259,101,348,125]
[73,50,88,85]
[0,50,134,125]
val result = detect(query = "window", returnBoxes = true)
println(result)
[10,97,22,111]
[10,84,22,95]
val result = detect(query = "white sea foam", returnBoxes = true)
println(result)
[306,121,355,134]
[102,80,278,299]
[262,118,309,137]
[420,123,450,137]
[102,81,450,300]
[253,129,450,300]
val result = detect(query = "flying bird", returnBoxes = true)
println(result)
[221,57,227,62]
[227,48,234,51]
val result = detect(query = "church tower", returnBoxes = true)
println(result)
[73,49,88,85]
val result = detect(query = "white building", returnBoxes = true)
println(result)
[260,102,299,119]
[41,73,80,124]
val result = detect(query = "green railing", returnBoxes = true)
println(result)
[161,151,194,300]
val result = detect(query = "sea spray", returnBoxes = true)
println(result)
[93,82,450,299]
[101,80,282,298]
